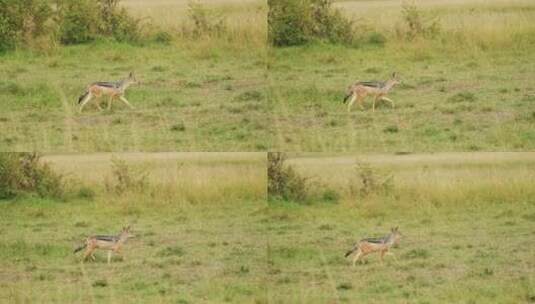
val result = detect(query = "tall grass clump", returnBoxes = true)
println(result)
[268,152,309,202]
[398,1,440,40]
[268,0,354,47]
[182,1,227,39]
[350,161,394,198]
[104,157,149,195]
[0,153,64,199]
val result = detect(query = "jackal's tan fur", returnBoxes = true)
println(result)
[343,72,401,112]
[78,72,137,113]
[74,226,134,264]
[345,227,402,266]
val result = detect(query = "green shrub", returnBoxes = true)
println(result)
[57,0,141,45]
[0,153,64,200]
[98,0,141,43]
[57,0,100,44]
[322,189,340,203]
[268,0,354,47]
[268,152,309,203]
[0,0,55,52]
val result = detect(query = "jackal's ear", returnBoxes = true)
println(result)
[392,72,397,79]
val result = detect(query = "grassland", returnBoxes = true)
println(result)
[0,0,267,152]
[266,152,535,303]
[269,0,535,151]
[0,153,268,303]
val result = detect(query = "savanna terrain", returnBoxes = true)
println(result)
[266,152,535,303]
[0,0,268,152]
[269,0,535,151]
[0,152,268,303]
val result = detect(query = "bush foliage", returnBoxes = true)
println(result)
[0,0,141,51]
[268,152,309,202]
[268,0,354,47]
[0,153,64,200]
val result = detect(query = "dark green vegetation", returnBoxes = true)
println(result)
[0,152,267,303]
[265,153,535,303]
[269,1,535,151]
[0,42,267,151]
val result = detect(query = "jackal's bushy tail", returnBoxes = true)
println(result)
[344,245,357,257]
[78,91,89,104]
[74,244,86,253]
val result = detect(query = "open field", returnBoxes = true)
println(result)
[0,0,267,152]
[0,153,268,303]
[270,0,535,151]
[266,152,535,303]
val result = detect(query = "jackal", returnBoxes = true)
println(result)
[74,226,134,264]
[343,72,401,112]
[344,227,402,266]
[78,72,137,113]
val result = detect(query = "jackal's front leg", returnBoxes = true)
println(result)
[79,93,94,113]
[380,96,395,108]
[119,96,135,109]
[107,97,114,110]
[107,251,113,264]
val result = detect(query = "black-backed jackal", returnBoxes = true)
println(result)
[343,72,401,112]
[74,226,134,264]
[344,227,402,266]
[78,72,137,113]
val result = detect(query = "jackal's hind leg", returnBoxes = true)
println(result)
[352,249,363,267]
[347,95,356,112]
[107,251,112,264]
[107,96,114,110]
[381,96,395,108]
[82,248,94,262]
[79,93,94,113]
[119,96,134,109]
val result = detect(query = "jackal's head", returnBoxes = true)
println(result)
[389,72,401,86]
[390,226,402,246]
[120,225,135,239]
[126,72,138,85]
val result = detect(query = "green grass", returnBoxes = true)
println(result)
[0,153,267,303]
[269,0,535,152]
[0,40,267,152]
[264,153,535,303]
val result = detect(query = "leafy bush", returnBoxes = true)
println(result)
[56,0,100,44]
[0,0,142,50]
[0,0,55,52]
[0,153,64,199]
[268,0,354,47]
[57,0,141,44]
[268,152,309,202]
